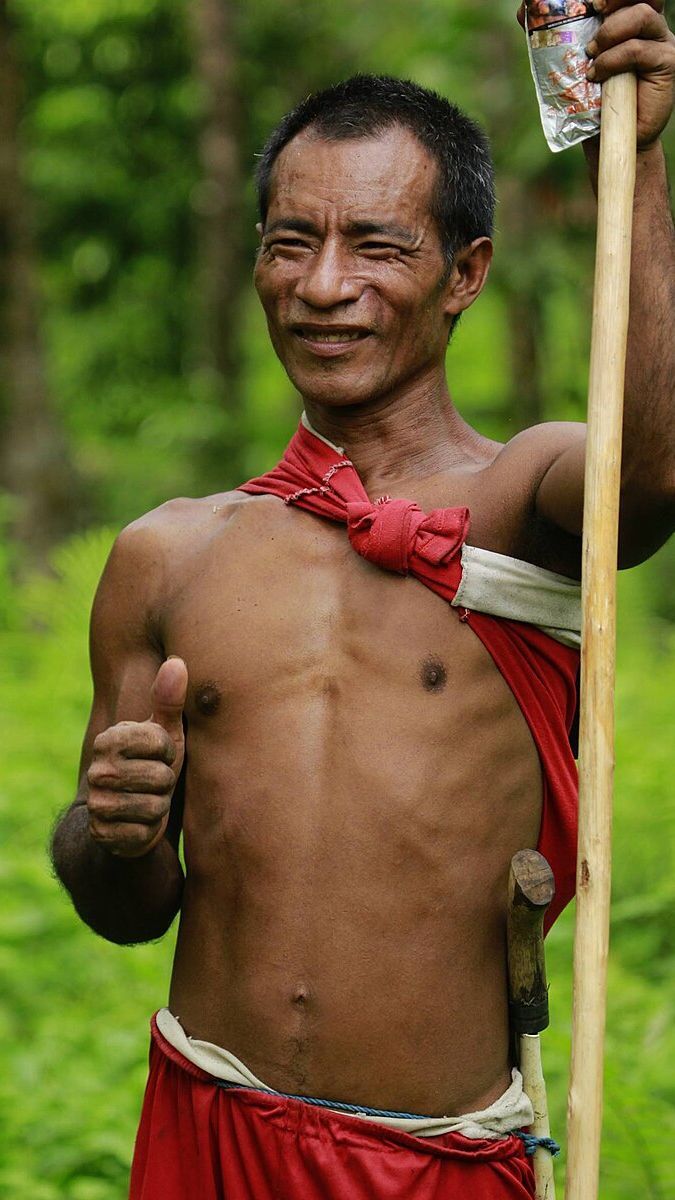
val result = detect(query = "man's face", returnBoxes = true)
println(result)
[254,125,459,410]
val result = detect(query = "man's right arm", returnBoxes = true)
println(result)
[50,517,188,945]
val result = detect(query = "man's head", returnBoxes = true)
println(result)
[254,75,495,411]
[258,75,495,272]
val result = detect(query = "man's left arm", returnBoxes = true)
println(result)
[534,0,675,567]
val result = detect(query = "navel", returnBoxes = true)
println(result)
[420,659,447,693]
[194,681,222,716]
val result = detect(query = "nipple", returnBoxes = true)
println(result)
[421,659,447,693]
[195,682,222,716]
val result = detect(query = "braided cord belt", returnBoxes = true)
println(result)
[215,1079,561,1152]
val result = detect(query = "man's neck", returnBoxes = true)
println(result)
[303,377,482,496]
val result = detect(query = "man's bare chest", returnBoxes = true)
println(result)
[158,494,542,903]
[160,496,533,737]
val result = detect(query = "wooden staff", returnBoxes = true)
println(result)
[507,849,556,1200]
[565,71,637,1200]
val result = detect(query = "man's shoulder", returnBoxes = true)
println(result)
[95,489,286,630]
[125,489,245,532]
[492,420,586,478]
[455,418,585,483]
[117,488,281,552]
[462,421,585,575]
[479,419,585,508]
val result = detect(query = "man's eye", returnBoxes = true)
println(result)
[358,242,403,256]
[266,238,310,252]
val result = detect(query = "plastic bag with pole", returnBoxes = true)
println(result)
[525,1,602,151]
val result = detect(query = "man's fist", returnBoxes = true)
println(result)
[584,1,675,148]
[86,657,188,858]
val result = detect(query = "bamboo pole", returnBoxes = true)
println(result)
[565,72,637,1200]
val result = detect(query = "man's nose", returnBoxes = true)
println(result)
[294,241,363,309]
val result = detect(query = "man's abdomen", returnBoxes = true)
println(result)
[167,562,542,1117]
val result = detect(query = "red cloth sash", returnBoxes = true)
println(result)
[239,421,579,929]
[129,1015,536,1199]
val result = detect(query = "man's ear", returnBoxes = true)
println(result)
[442,237,493,321]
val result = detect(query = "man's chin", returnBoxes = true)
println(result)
[284,365,387,410]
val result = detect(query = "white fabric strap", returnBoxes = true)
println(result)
[156,1008,534,1139]
[453,544,581,649]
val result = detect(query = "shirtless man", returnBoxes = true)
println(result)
[52,3,674,1197]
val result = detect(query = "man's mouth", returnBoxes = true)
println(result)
[291,325,371,351]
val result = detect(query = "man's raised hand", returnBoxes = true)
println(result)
[584,1,674,148]
[86,657,188,858]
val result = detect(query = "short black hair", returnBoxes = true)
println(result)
[256,74,495,267]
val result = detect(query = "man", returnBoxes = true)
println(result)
[52,3,674,1197]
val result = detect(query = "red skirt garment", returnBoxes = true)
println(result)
[130,1017,535,1200]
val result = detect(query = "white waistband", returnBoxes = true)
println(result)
[156,1009,534,1139]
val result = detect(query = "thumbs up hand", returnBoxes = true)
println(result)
[86,658,188,858]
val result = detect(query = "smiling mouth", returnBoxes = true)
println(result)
[293,327,370,345]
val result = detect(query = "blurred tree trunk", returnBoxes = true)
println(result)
[190,0,248,487]
[504,280,545,430]
[496,178,547,431]
[0,1,84,558]
[477,22,547,433]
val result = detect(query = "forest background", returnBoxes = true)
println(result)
[0,0,673,1196]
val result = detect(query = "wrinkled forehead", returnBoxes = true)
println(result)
[265,125,439,230]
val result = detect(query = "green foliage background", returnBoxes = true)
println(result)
[0,0,673,1196]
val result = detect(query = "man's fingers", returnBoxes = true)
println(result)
[87,786,171,857]
[88,789,171,826]
[589,38,675,80]
[598,0,664,16]
[93,722,176,765]
[89,817,167,857]
[584,0,675,144]
[588,3,671,53]
[87,758,176,795]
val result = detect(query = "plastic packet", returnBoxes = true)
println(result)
[525,1,602,152]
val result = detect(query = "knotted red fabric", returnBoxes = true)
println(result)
[239,420,579,930]
[130,1016,536,1200]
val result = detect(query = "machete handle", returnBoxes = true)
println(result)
[507,850,555,1037]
